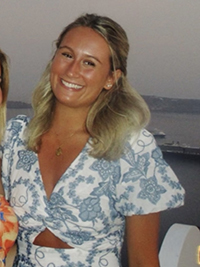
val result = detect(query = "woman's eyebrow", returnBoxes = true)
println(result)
[59,45,102,64]
[59,45,72,51]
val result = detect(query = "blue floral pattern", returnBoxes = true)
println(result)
[0,115,185,266]
[79,197,102,222]
[16,150,37,172]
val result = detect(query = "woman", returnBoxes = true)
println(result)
[0,14,185,266]
[0,49,18,266]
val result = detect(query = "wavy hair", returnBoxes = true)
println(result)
[0,49,9,143]
[27,13,150,160]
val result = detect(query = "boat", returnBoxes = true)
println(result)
[159,142,200,156]
[150,128,166,138]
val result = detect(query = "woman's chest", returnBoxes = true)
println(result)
[9,147,122,225]
[37,135,89,199]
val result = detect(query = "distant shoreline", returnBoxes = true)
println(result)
[7,95,200,114]
[7,101,31,109]
[143,95,200,114]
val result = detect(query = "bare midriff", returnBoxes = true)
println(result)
[33,228,73,249]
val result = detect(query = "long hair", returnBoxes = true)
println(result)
[27,13,150,160]
[0,49,9,142]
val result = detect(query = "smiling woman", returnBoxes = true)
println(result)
[50,26,118,110]
[0,14,185,267]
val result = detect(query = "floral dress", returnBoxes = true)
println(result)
[0,115,185,267]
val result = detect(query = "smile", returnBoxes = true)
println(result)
[61,79,83,90]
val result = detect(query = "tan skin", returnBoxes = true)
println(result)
[126,213,160,267]
[33,27,160,266]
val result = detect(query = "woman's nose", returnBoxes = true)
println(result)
[67,61,80,78]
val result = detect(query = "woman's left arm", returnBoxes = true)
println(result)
[125,212,160,267]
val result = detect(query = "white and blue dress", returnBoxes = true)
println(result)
[0,115,185,267]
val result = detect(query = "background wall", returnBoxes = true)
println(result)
[0,0,200,103]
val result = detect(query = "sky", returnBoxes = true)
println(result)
[0,0,200,103]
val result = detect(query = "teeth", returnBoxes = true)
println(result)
[61,79,82,89]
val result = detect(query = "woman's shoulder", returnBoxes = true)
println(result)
[127,128,156,152]
[6,114,30,135]
[7,114,30,126]
[1,115,30,153]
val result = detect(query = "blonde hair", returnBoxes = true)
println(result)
[27,13,150,160]
[0,49,9,142]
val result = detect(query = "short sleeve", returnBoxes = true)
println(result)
[1,115,29,200]
[115,129,185,216]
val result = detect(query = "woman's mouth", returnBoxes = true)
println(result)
[61,79,83,90]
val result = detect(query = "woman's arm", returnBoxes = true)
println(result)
[125,212,160,267]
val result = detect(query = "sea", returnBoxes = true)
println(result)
[7,108,33,121]
[148,111,200,147]
[7,109,200,147]
[6,108,200,266]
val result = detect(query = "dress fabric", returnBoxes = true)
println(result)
[0,195,18,266]
[0,115,185,267]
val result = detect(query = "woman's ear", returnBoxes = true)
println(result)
[104,69,122,90]
[114,69,122,81]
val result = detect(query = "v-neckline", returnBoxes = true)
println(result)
[35,141,90,201]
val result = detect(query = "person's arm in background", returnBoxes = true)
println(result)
[126,212,160,267]
[0,159,18,266]
[0,161,4,195]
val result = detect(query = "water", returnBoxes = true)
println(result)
[148,112,200,147]
[7,109,200,146]
[7,108,33,120]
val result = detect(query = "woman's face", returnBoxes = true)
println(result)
[0,64,2,104]
[50,26,117,111]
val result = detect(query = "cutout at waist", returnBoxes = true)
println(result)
[33,228,74,249]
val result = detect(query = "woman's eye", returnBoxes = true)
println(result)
[62,52,72,59]
[84,61,95,67]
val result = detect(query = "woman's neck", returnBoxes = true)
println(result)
[50,103,89,134]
